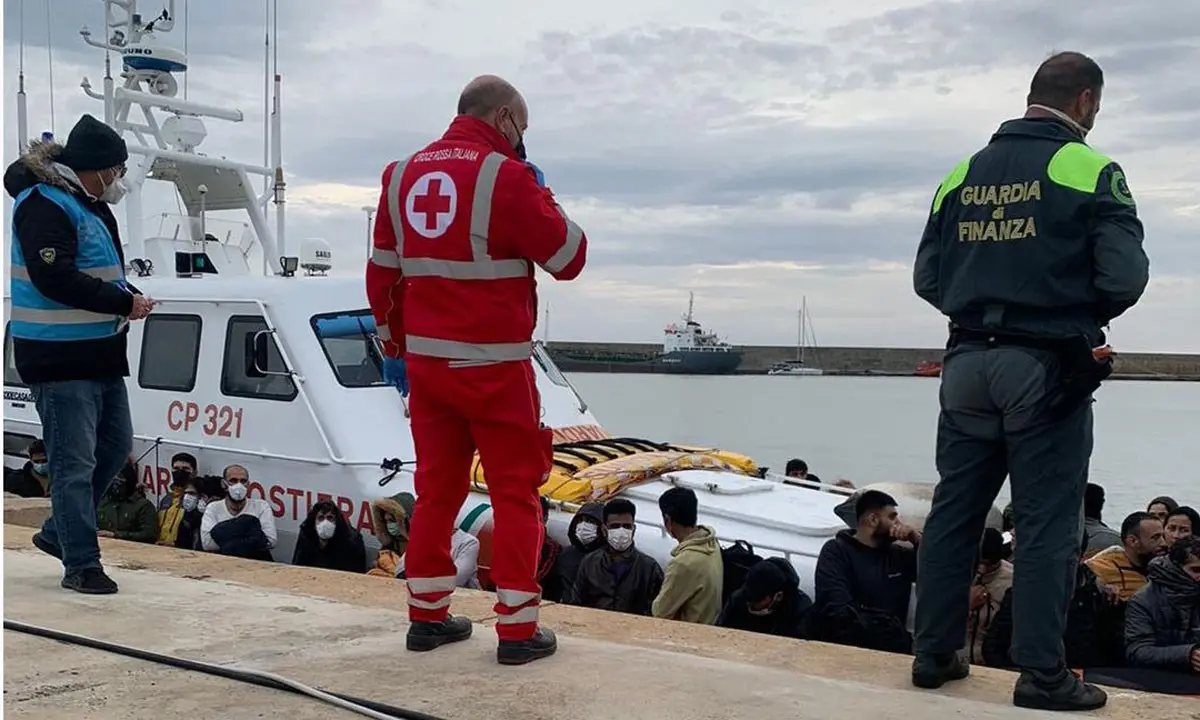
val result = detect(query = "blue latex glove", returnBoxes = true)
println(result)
[526,161,546,188]
[382,356,409,397]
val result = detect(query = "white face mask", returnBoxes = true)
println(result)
[315,519,336,540]
[181,494,198,512]
[575,522,599,545]
[100,175,127,204]
[607,527,634,552]
[197,499,209,513]
[226,482,248,502]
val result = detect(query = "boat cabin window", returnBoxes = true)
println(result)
[221,315,297,401]
[310,311,384,388]
[3,323,25,387]
[137,314,202,392]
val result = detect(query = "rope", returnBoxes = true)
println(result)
[4,619,448,720]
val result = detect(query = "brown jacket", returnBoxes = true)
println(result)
[1086,546,1148,602]
[967,560,1014,664]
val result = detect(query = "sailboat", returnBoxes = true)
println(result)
[767,297,824,376]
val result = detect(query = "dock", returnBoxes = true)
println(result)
[3,501,1193,719]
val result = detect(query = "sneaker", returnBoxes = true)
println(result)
[406,615,474,652]
[61,568,118,595]
[32,532,63,560]
[497,627,558,666]
[1013,668,1107,711]
[912,652,970,689]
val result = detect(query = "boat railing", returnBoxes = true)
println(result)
[131,433,333,467]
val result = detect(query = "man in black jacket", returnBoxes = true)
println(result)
[911,52,1147,712]
[717,557,812,640]
[6,115,157,595]
[813,490,921,654]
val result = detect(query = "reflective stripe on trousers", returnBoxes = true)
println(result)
[495,588,540,625]
[407,574,457,615]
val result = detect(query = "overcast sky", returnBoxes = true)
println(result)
[3,1,1199,351]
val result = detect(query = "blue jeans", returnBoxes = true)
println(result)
[31,378,134,573]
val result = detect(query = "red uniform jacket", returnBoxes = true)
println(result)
[366,116,587,362]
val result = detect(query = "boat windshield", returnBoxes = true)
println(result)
[310,310,385,388]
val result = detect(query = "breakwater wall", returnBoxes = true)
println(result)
[545,341,1200,380]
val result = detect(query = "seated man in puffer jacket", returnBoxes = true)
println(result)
[1124,535,1200,672]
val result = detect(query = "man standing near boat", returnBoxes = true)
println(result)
[5,114,156,595]
[366,75,588,665]
[910,52,1149,711]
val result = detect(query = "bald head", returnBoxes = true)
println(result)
[457,75,528,155]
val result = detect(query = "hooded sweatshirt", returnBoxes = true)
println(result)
[652,525,723,624]
[717,557,813,639]
[1124,555,1200,670]
[557,502,605,595]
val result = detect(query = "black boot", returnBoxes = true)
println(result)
[61,568,118,595]
[406,615,474,652]
[1013,668,1107,711]
[32,532,63,560]
[911,652,970,689]
[497,627,557,666]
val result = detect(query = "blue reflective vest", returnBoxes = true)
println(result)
[9,183,128,341]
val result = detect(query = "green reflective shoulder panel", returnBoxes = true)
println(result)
[1046,143,1112,193]
[932,156,973,214]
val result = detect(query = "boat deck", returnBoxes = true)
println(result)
[2,506,1190,719]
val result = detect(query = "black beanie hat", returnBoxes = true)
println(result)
[58,114,128,172]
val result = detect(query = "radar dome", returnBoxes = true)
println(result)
[300,238,333,275]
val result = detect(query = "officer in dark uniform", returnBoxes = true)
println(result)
[908,52,1149,712]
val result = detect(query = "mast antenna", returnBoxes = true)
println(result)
[45,0,57,136]
[16,0,28,154]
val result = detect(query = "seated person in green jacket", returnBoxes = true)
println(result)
[652,487,723,624]
[96,461,158,544]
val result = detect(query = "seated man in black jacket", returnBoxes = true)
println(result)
[814,490,921,654]
[292,500,367,573]
[569,498,663,615]
[1124,535,1200,673]
[717,557,812,639]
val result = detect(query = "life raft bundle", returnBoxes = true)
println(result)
[467,437,759,505]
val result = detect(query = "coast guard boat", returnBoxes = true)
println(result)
[3,0,960,597]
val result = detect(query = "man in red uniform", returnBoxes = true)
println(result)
[366,74,587,665]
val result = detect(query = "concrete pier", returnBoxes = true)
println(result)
[2,520,1192,719]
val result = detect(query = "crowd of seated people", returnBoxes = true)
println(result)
[34,441,1195,694]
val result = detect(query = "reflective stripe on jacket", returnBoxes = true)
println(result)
[366,116,587,362]
[9,183,128,341]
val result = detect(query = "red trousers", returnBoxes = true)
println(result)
[404,357,551,642]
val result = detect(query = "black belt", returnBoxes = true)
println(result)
[947,328,1076,353]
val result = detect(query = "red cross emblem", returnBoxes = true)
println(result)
[405,172,458,239]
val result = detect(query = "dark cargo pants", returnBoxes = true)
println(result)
[913,345,1092,671]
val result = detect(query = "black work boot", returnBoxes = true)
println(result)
[1013,667,1107,711]
[406,615,474,652]
[911,652,970,689]
[32,532,63,560]
[497,627,557,666]
[61,567,118,595]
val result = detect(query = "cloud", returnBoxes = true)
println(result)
[4,0,1199,351]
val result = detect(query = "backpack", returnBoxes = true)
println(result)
[720,540,764,604]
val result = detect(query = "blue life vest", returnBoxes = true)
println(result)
[9,183,129,341]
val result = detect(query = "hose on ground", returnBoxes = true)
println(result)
[4,619,448,720]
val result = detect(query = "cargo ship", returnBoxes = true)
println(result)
[656,293,743,375]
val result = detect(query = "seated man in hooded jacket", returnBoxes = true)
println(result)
[717,557,813,639]
[293,500,367,573]
[557,501,605,603]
